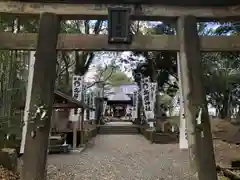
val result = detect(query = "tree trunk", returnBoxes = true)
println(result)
[95,97,103,125]
[236,106,240,121]
[21,13,60,180]
[62,52,70,90]
[220,91,230,119]
[178,15,217,180]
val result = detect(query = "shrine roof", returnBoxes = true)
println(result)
[7,0,239,6]
[54,90,94,110]
[18,90,94,110]
[107,92,131,101]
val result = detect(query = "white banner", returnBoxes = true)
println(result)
[83,84,88,121]
[89,92,95,120]
[102,101,107,116]
[89,92,93,120]
[132,91,138,119]
[150,82,157,115]
[84,110,87,121]
[92,93,96,120]
[141,77,154,119]
[71,75,83,122]
[83,84,88,104]
[72,75,83,101]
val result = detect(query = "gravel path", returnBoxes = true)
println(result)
[47,135,196,180]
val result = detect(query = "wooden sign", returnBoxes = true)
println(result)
[108,7,132,43]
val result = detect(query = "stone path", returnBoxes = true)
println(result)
[47,135,195,180]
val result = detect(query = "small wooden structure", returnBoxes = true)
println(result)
[53,90,92,109]
[0,0,239,180]
[20,90,95,146]
[54,90,96,147]
[20,90,94,129]
[51,90,94,133]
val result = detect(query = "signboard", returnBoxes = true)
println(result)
[71,75,83,122]
[72,75,83,101]
[150,82,157,114]
[83,84,88,121]
[132,91,138,119]
[108,7,131,43]
[89,92,95,120]
[141,77,154,119]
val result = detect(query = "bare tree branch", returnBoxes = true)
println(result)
[94,20,103,34]
[102,66,114,82]
[74,20,82,33]
[84,20,90,34]
[86,64,116,89]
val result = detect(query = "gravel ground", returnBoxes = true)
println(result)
[47,135,196,180]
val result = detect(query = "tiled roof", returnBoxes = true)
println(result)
[107,92,131,101]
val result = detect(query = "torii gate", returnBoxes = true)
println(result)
[0,1,239,180]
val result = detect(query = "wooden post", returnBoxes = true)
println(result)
[177,15,217,180]
[50,109,56,134]
[177,53,188,150]
[73,122,77,149]
[20,51,35,154]
[21,13,60,180]
[80,108,84,146]
[70,109,78,150]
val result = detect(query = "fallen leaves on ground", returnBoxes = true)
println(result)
[0,166,19,180]
[214,140,240,166]
[211,119,240,144]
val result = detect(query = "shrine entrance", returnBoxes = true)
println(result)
[0,1,240,180]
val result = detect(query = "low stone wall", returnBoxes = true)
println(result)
[82,128,97,144]
[82,120,97,144]
[152,132,178,144]
[140,127,154,143]
[140,127,178,144]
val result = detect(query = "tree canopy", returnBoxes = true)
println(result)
[102,66,132,87]
[0,16,239,139]
[129,22,240,119]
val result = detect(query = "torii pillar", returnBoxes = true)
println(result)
[21,13,60,180]
[177,15,217,180]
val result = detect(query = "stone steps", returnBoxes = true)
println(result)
[99,125,139,134]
